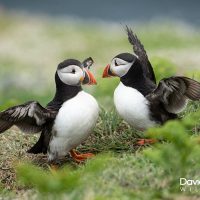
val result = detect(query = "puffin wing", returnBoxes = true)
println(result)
[126,26,156,84]
[0,101,57,133]
[150,76,200,114]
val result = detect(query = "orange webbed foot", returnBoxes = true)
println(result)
[70,150,95,163]
[137,138,157,146]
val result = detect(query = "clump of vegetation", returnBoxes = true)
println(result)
[145,109,200,194]
[14,106,200,199]
[17,155,111,196]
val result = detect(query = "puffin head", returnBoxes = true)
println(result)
[57,58,97,86]
[102,53,138,78]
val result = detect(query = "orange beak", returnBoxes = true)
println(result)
[102,64,116,78]
[83,69,97,85]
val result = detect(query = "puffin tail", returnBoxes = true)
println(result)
[27,132,47,154]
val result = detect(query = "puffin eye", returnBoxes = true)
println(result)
[115,60,119,66]
[72,69,76,74]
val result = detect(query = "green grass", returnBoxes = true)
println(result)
[0,12,200,199]
[0,102,199,199]
[12,106,200,200]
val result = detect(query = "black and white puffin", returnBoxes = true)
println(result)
[0,57,99,163]
[102,26,200,145]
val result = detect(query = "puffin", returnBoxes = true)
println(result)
[102,26,200,145]
[0,57,99,164]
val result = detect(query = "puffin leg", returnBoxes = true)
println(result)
[136,138,157,145]
[70,149,94,162]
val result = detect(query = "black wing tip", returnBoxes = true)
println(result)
[181,77,200,100]
[178,76,200,82]
[125,25,135,43]
[124,25,132,33]
[124,25,143,51]
[166,76,200,101]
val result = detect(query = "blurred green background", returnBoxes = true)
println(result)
[0,11,200,110]
[0,1,200,109]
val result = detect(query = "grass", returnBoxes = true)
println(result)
[0,11,200,199]
[13,105,200,200]
[0,103,199,199]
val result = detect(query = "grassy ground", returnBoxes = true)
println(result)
[0,12,200,199]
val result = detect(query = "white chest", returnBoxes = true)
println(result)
[114,82,154,129]
[53,91,99,146]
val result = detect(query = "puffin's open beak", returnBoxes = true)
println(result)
[82,69,97,85]
[102,64,116,78]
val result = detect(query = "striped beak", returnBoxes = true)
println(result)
[102,64,116,78]
[82,69,97,85]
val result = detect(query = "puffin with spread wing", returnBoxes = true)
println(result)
[103,26,200,145]
[0,57,99,163]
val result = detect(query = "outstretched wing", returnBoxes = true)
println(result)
[0,101,57,133]
[126,26,156,84]
[148,77,200,114]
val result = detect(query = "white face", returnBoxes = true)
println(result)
[57,65,84,86]
[110,57,133,77]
